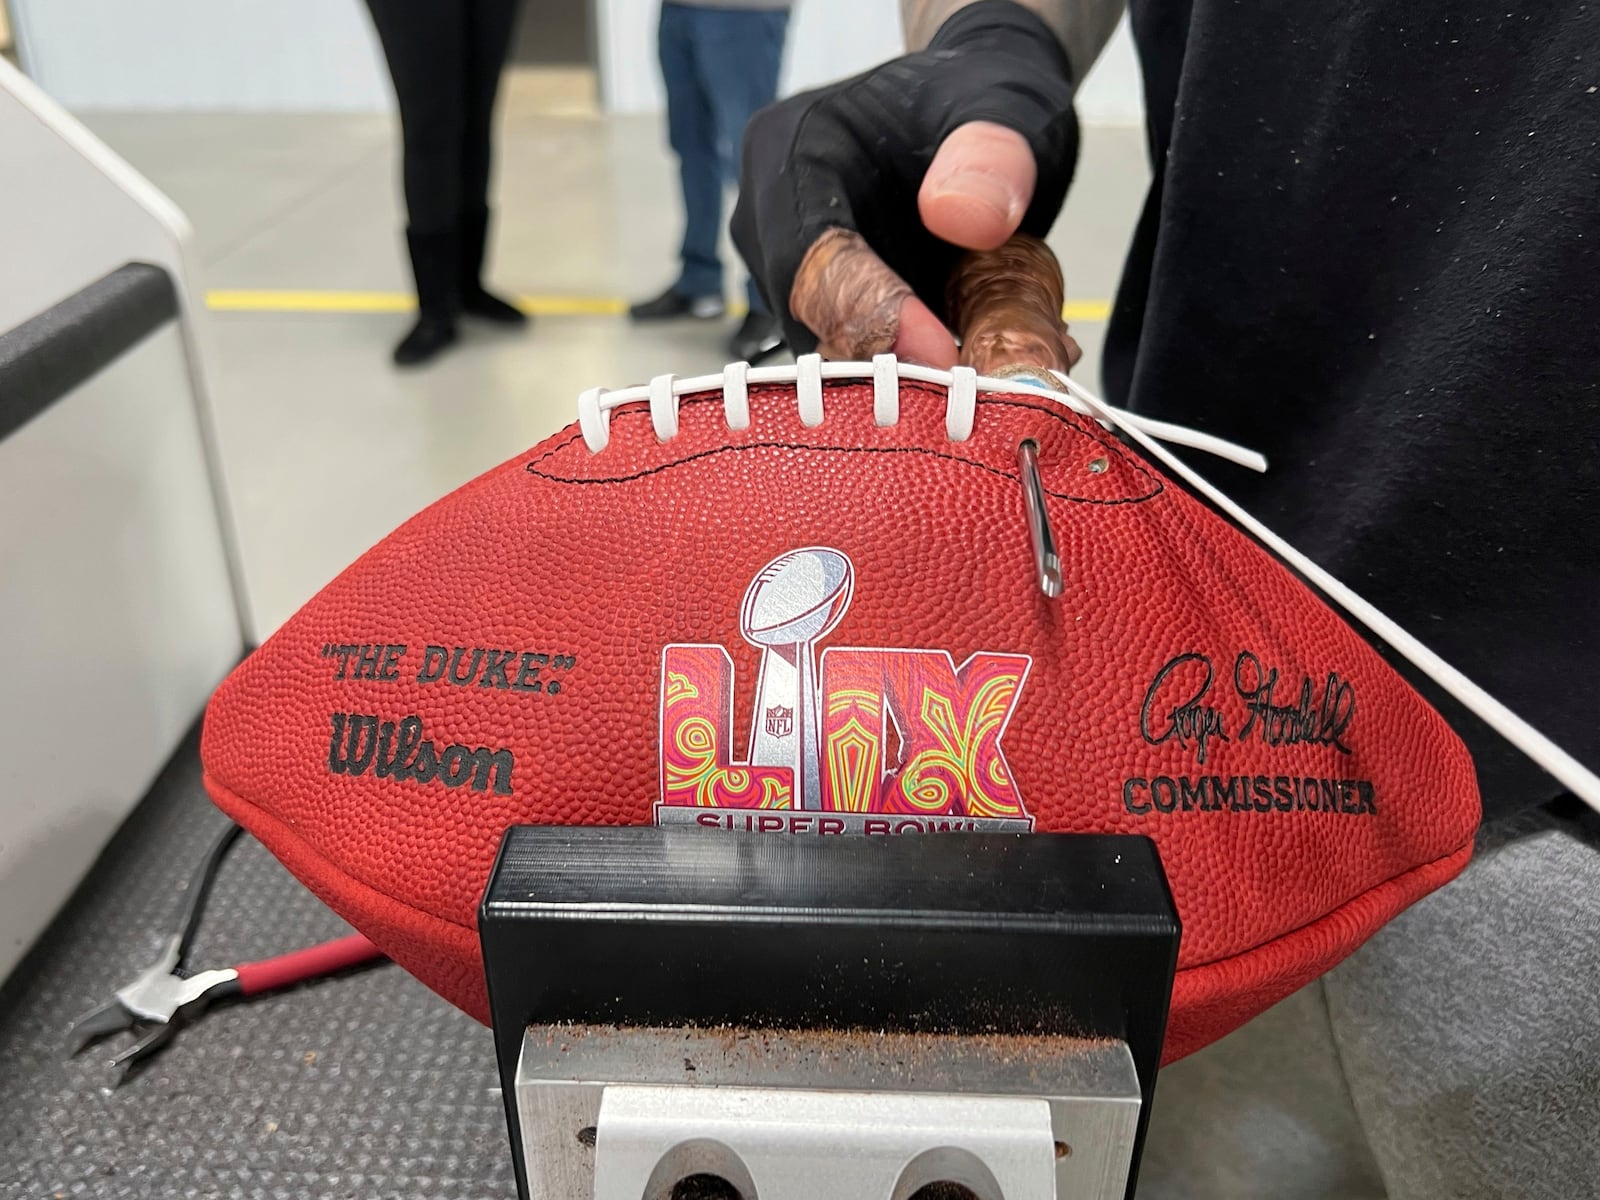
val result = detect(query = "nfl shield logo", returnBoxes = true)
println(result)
[764,705,794,739]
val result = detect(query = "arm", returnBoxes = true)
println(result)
[901,0,1125,81]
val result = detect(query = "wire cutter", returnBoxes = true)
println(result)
[69,822,386,1074]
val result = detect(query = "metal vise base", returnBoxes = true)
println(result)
[515,1024,1142,1200]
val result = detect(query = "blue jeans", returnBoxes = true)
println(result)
[659,2,789,310]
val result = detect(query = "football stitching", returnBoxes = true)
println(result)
[525,387,1163,506]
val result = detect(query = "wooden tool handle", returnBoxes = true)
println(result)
[946,234,1081,376]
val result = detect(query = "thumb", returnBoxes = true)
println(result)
[791,228,959,368]
[918,121,1038,252]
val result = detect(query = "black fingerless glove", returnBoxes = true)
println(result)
[732,0,1080,354]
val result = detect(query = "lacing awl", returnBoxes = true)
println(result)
[1017,439,1063,598]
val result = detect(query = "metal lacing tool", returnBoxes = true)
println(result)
[988,365,1067,600]
[1017,439,1063,598]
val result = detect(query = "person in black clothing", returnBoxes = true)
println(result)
[733,1,1600,1194]
[364,0,528,367]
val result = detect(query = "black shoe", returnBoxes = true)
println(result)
[459,207,529,327]
[462,288,527,324]
[630,285,725,321]
[397,228,462,367]
[728,310,785,363]
[393,315,458,366]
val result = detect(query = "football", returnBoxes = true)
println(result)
[200,355,1480,1063]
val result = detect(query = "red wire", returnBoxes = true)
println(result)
[234,933,386,996]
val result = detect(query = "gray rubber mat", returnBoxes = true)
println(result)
[0,725,515,1198]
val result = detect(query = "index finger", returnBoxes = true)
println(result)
[790,228,960,368]
[946,234,1083,375]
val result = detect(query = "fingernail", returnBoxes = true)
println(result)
[930,169,1023,222]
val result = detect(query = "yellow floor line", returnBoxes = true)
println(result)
[205,290,1112,322]
[205,290,626,316]
[1063,301,1111,321]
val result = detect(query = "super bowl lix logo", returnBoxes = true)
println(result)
[656,548,1034,834]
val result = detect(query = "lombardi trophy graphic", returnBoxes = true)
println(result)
[739,548,854,811]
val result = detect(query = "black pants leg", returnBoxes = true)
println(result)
[460,0,521,224]
[364,0,467,236]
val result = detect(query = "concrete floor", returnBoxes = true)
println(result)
[79,78,1150,636]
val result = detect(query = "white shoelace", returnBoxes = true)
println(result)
[575,353,1599,813]
[579,352,1269,471]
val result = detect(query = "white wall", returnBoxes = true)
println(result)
[1076,16,1143,125]
[10,0,392,111]
[599,1,1145,125]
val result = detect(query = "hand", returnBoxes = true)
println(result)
[732,0,1083,371]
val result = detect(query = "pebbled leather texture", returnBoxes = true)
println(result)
[202,380,1480,1062]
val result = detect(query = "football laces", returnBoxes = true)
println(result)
[576,352,1269,473]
